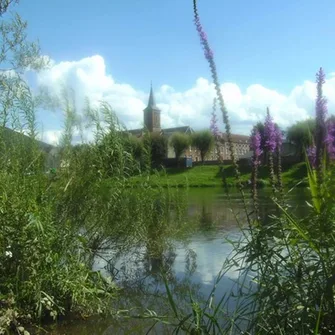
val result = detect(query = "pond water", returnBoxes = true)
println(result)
[47,187,310,335]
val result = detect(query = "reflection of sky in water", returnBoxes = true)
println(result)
[93,230,248,304]
[53,188,310,334]
[94,187,309,298]
[174,230,239,284]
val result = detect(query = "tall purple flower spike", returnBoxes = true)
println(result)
[250,129,262,164]
[307,146,317,168]
[264,108,277,153]
[275,125,283,149]
[210,98,220,137]
[325,119,335,159]
[193,0,251,226]
[194,16,214,62]
[316,68,327,121]
[314,67,328,173]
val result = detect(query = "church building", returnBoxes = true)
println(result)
[127,85,194,159]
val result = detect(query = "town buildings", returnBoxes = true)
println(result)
[127,85,251,162]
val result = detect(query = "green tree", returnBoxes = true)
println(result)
[0,0,18,16]
[150,133,168,169]
[123,134,145,174]
[126,135,143,161]
[170,132,190,161]
[191,130,214,163]
[0,0,48,175]
[0,0,48,132]
[286,119,316,160]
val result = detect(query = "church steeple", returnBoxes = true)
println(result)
[143,83,161,132]
[147,82,157,109]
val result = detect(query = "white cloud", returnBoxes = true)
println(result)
[39,130,62,145]
[34,54,335,144]
[39,127,95,146]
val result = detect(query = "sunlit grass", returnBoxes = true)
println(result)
[127,162,307,188]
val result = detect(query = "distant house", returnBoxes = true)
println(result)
[210,133,251,161]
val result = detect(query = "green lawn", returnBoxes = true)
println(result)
[128,162,308,188]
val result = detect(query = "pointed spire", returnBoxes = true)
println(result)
[147,82,157,108]
[143,82,161,132]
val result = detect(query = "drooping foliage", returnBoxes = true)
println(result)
[191,130,214,163]
[148,132,168,169]
[286,119,316,160]
[170,132,190,161]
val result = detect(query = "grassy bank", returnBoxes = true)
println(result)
[128,162,307,188]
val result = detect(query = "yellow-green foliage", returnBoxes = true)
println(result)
[128,162,308,188]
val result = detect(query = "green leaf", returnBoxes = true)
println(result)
[305,151,321,213]
[162,273,179,320]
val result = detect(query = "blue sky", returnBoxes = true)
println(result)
[11,0,335,143]
[18,0,335,93]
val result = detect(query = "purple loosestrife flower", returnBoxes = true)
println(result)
[314,67,327,175]
[210,116,220,137]
[193,0,237,166]
[316,68,327,121]
[250,128,262,218]
[210,98,220,137]
[325,119,335,159]
[274,125,284,196]
[307,146,317,168]
[263,108,277,196]
[193,0,251,227]
[194,17,214,62]
[250,129,262,164]
[275,125,283,149]
[264,108,277,153]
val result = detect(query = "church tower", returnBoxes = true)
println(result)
[143,84,161,133]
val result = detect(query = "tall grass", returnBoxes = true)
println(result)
[0,79,189,334]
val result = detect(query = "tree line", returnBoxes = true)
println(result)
[123,129,215,169]
[118,116,325,171]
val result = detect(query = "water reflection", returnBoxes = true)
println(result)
[188,187,309,229]
[51,187,310,334]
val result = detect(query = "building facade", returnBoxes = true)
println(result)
[214,134,250,160]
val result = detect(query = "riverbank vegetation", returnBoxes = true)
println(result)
[0,95,191,334]
[0,4,189,332]
[0,92,191,334]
